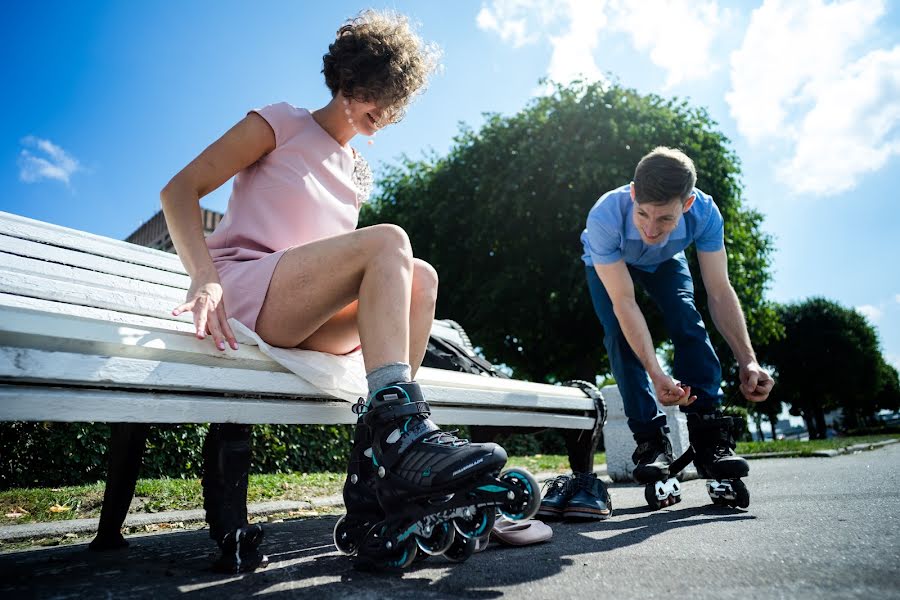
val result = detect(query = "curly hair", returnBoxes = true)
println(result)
[322,10,440,125]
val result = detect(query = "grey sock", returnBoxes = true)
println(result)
[366,362,412,405]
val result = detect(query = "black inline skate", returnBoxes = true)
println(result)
[202,424,269,573]
[687,411,750,508]
[633,426,682,510]
[344,381,541,570]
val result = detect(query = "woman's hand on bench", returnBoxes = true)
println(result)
[173,279,239,351]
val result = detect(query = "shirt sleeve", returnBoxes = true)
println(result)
[585,217,623,264]
[249,102,301,148]
[695,197,725,252]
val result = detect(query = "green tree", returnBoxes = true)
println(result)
[362,80,780,391]
[763,298,889,438]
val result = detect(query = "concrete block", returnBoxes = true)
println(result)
[601,384,697,483]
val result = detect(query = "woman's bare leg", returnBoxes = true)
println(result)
[255,224,422,373]
[274,259,438,378]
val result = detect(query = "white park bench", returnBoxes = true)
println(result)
[0,210,609,548]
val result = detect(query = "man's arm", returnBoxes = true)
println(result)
[697,249,774,402]
[594,262,695,406]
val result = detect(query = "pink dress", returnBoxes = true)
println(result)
[206,102,361,331]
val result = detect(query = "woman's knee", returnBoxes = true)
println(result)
[364,224,413,265]
[412,259,439,308]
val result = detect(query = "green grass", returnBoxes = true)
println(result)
[737,433,899,456]
[2,437,895,527]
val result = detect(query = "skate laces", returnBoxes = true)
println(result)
[424,429,469,447]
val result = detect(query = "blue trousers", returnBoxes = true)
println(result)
[585,256,722,436]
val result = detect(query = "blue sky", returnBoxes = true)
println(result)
[2,0,899,372]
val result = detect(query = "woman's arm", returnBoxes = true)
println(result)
[160,112,275,350]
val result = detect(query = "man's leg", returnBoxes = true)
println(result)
[584,265,665,435]
[632,254,722,414]
[585,265,673,485]
[635,255,747,482]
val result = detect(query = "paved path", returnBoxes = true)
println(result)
[2,445,899,599]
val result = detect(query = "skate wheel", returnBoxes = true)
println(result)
[732,480,750,509]
[453,506,496,539]
[384,539,418,570]
[416,521,456,556]
[498,468,541,521]
[333,514,358,556]
[644,484,662,510]
[443,535,476,563]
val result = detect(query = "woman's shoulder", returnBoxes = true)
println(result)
[250,102,310,147]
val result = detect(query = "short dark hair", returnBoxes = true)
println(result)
[633,147,697,205]
[322,10,439,125]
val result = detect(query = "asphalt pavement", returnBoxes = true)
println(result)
[2,444,898,599]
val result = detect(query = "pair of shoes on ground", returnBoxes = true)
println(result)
[537,471,613,520]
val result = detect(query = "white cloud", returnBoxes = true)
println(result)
[18,136,81,186]
[857,304,883,323]
[895,294,900,304]
[475,0,729,89]
[609,0,732,89]
[727,0,899,196]
[475,0,545,48]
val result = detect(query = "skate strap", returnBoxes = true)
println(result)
[669,446,695,475]
[363,400,432,426]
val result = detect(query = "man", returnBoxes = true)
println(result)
[580,147,773,489]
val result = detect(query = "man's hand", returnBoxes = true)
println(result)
[739,362,774,402]
[651,374,697,407]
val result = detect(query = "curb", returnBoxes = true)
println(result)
[0,468,608,544]
[741,438,899,460]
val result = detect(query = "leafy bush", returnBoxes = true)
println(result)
[0,422,352,490]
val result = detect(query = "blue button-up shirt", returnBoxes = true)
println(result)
[580,184,724,272]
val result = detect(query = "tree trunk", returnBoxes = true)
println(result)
[813,405,828,439]
[754,412,764,441]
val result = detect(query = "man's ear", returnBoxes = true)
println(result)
[630,182,636,203]
[682,193,696,212]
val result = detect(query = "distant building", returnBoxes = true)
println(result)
[125,208,223,253]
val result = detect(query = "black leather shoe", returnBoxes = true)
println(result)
[537,473,576,519]
[563,472,613,520]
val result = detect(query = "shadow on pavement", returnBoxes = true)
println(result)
[0,504,754,599]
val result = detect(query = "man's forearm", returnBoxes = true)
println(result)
[613,300,665,379]
[708,287,756,366]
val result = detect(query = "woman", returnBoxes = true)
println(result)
[161,11,511,572]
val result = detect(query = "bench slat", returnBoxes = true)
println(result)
[0,267,183,323]
[0,293,194,332]
[0,234,191,289]
[0,304,284,372]
[0,347,594,411]
[0,385,595,429]
[0,210,185,273]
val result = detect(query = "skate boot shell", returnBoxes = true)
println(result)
[687,412,750,508]
[351,381,541,570]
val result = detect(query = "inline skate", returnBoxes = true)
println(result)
[336,381,540,570]
[633,426,682,510]
[687,411,750,508]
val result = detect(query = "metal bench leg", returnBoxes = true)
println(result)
[202,423,253,542]
[564,429,599,473]
[89,423,149,551]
